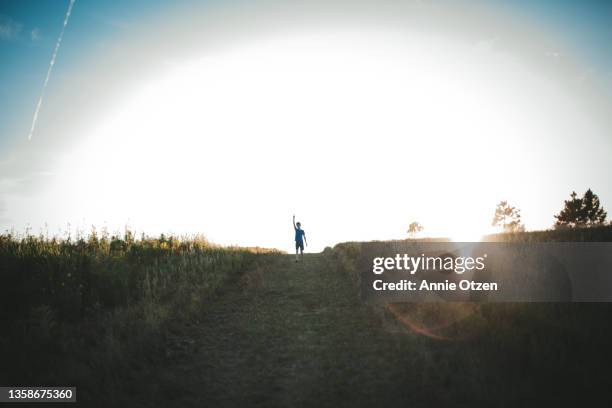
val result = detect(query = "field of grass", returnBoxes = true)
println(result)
[0,231,280,403]
[2,226,612,406]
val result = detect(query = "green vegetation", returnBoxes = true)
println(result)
[2,226,612,406]
[326,226,612,406]
[0,231,280,403]
[554,188,607,228]
[484,223,612,242]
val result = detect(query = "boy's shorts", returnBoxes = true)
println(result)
[296,241,304,251]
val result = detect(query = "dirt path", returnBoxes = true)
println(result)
[144,253,442,407]
[118,253,604,407]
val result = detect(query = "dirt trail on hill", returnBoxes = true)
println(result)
[120,253,600,408]
[139,254,439,407]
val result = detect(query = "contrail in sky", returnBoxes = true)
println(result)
[28,0,76,141]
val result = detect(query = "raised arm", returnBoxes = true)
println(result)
[292,214,297,230]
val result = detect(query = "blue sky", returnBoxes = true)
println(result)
[2,0,612,147]
[508,0,612,66]
[0,0,170,147]
[1,1,612,249]
[0,0,611,147]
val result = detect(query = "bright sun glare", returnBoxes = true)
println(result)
[49,29,543,250]
[449,230,486,243]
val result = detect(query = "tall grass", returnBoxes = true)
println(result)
[323,226,612,405]
[483,224,612,242]
[327,225,612,340]
[329,225,612,296]
[0,230,281,402]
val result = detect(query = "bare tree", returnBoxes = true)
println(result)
[407,221,424,238]
[492,201,524,232]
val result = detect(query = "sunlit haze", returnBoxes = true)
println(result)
[2,1,612,251]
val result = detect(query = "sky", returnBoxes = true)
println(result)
[1,0,612,252]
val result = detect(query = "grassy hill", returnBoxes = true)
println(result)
[1,227,612,406]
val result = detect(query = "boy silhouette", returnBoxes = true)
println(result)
[293,215,307,262]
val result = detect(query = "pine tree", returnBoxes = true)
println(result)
[554,192,582,228]
[554,188,607,228]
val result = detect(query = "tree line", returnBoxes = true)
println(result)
[491,188,608,232]
[407,188,608,237]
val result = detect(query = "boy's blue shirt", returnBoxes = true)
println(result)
[295,228,305,242]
